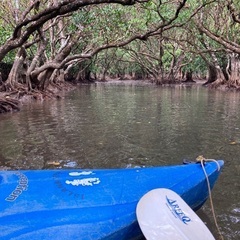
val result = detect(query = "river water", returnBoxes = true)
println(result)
[0,81,239,239]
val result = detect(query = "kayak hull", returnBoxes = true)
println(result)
[0,160,224,240]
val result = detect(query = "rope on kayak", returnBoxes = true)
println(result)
[196,156,224,240]
[196,155,221,171]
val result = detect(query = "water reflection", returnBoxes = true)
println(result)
[0,82,239,239]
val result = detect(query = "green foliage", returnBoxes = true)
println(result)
[0,26,11,44]
[0,26,16,63]
[1,0,240,81]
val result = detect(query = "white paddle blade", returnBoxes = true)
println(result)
[136,188,215,240]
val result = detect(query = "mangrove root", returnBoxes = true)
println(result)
[0,97,20,113]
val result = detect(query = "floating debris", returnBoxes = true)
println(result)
[47,161,60,166]
[63,161,77,168]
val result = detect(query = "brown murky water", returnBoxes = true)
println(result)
[0,81,239,239]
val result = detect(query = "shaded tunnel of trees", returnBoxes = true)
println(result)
[1,0,240,112]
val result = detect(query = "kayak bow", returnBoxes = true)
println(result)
[0,160,224,240]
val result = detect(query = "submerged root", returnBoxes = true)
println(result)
[208,78,226,88]
[226,78,240,89]
[0,97,20,113]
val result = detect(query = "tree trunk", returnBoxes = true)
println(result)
[185,70,195,82]
[227,53,240,87]
[38,69,54,91]
[5,47,27,90]
[207,64,218,83]
[204,63,226,87]
[26,31,47,91]
[166,52,185,83]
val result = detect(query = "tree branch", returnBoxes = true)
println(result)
[0,0,149,62]
[30,0,188,77]
[195,21,240,54]
[227,0,240,24]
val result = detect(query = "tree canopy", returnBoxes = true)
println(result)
[0,0,240,100]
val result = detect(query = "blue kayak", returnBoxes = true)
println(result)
[0,160,224,240]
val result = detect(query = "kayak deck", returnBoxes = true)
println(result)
[0,160,224,240]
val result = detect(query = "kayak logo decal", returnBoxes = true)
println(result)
[5,172,28,202]
[66,178,100,186]
[65,171,100,186]
[69,171,93,177]
[165,195,191,225]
